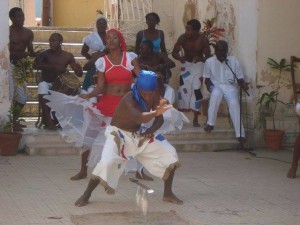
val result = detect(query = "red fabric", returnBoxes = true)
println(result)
[93,95,122,117]
[103,52,132,84]
[107,29,127,51]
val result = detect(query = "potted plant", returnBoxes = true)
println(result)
[0,56,34,156]
[257,58,292,150]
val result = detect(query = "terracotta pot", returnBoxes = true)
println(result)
[264,129,285,151]
[0,132,22,156]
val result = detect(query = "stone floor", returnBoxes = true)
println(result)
[0,149,299,225]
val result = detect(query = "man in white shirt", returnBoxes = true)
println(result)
[203,40,248,143]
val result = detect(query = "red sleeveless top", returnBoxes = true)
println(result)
[103,52,133,84]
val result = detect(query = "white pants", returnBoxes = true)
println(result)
[92,126,179,192]
[207,84,245,138]
[177,61,203,111]
[38,81,53,95]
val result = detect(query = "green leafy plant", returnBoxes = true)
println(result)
[3,56,34,132]
[257,58,292,130]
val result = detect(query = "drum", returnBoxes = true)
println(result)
[51,73,81,96]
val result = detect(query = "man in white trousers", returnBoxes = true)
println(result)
[203,40,248,143]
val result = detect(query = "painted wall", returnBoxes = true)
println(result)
[257,0,300,102]
[52,0,105,27]
[255,0,300,145]
[23,0,36,26]
[0,0,10,125]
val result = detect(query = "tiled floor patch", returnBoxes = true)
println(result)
[71,210,190,225]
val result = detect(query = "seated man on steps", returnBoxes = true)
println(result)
[34,33,83,130]
[203,40,248,143]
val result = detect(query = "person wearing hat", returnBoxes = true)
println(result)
[75,70,183,207]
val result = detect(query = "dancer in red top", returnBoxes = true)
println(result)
[71,29,152,182]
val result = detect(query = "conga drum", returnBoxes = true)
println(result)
[41,73,81,128]
[51,73,81,96]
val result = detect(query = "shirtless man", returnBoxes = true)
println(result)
[35,33,82,129]
[75,70,182,207]
[172,19,211,127]
[9,7,36,130]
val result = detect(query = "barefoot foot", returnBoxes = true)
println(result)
[136,170,153,181]
[75,193,91,207]
[70,171,87,181]
[287,165,298,179]
[163,193,183,205]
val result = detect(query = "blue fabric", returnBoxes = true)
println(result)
[132,70,158,111]
[132,84,147,111]
[136,70,157,91]
[141,30,161,53]
[155,134,165,141]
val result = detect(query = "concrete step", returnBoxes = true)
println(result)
[170,139,240,152]
[22,102,39,117]
[32,28,92,43]
[25,143,81,156]
[164,127,236,141]
[20,127,81,156]
[19,119,239,155]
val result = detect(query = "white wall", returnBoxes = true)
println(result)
[0,0,10,125]
[156,0,258,99]
[230,0,258,90]
[257,0,300,102]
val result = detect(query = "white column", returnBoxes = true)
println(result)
[0,0,10,125]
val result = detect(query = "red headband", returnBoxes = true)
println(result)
[107,29,127,51]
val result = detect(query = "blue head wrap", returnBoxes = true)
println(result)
[132,70,157,111]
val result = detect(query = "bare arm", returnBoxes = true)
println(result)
[70,61,83,77]
[159,30,167,55]
[134,31,143,54]
[202,36,211,61]
[172,35,185,63]
[141,115,164,137]
[81,43,91,59]
[131,58,140,77]
[126,97,172,124]
[27,30,36,57]
[83,51,105,71]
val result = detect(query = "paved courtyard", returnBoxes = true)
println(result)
[0,150,299,225]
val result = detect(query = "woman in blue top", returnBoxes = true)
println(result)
[135,12,167,55]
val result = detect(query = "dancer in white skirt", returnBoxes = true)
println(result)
[75,70,184,207]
